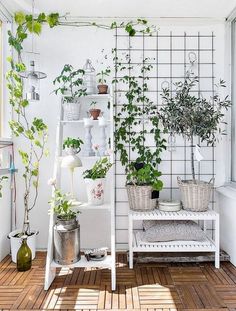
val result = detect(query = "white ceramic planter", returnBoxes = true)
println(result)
[8,229,38,263]
[84,178,105,205]
[63,101,81,121]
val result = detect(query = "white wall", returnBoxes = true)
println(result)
[7,19,229,250]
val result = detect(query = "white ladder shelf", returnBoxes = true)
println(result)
[44,94,116,290]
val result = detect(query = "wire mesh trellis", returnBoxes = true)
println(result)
[114,30,216,248]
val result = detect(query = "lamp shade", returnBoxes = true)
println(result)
[19,60,47,101]
[61,155,82,169]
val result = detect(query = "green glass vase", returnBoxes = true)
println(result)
[17,236,32,272]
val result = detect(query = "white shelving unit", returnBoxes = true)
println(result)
[44,94,116,290]
[128,209,220,269]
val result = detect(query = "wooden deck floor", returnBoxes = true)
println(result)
[0,252,236,310]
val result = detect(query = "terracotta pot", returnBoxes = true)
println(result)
[97,84,108,94]
[89,108,101,120]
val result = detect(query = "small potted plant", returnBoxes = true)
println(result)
[53,64,87,121]
[48,179,81,265]
[96,67,110,94]
[83,157,112,205]
[159,75,231,212]
[63,137,84,155]
[126,163,163,211]
[0,176,8,198]
[89,101,101,120]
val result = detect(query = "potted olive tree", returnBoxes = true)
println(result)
[49,179,81,264]
[159,75,231,212]
[113,54,166,211]
[53,64,87,121]
[83,157,112,205]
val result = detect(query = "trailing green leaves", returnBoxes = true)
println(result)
[113,52,166,190]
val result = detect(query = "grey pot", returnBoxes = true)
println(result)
[54,217,81,265]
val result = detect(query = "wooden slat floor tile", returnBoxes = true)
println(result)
[0,252,235,310]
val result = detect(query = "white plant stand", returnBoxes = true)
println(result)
[44,94,116,290]
[128,209,220,269]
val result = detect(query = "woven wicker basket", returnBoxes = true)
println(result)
[126,185,156,211]
[63,101,81,121]
[177,177,213,212]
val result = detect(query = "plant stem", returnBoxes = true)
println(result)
[191,135,196,182]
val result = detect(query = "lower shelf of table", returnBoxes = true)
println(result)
[132,232,216,253]
[51,255,113,268]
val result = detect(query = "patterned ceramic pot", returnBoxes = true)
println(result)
[84,178,105,205]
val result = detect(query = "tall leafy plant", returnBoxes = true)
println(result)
[159,75,231,181]
[6,12,59,235]
[113,53,166,190]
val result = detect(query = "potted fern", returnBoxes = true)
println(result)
[159,75,231,211]
[53,64,87,120]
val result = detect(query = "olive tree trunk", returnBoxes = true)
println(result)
[191,135,196,182]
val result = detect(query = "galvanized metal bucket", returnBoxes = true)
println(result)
[54,217,81,265]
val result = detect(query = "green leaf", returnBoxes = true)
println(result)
[46,13,59,28]
[14,12,26,25]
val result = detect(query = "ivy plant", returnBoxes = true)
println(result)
[0,176,8,198]
[53,64,87,103]
[83,157,112,180]
[159,74,231,181]
[113,52,166,191]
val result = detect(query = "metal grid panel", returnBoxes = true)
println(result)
[114,31,216,248]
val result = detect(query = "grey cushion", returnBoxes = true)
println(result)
[142,220,206,242]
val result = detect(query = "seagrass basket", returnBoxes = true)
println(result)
[177,177,213,212]
[126,185,156,211]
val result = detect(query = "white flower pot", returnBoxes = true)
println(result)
[63,101,81,121]
[65,147,78,155]
[84,178,105,205]
[8,229,38,263]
